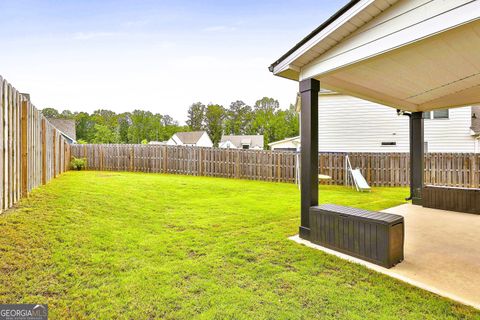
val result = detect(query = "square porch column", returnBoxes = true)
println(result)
[410,112,424,205]
[299,78,320,239]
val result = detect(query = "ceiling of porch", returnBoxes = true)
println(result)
[316,19,480,112]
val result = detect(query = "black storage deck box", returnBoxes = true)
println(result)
[309,204,404,268]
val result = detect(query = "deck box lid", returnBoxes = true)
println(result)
[310,204,403,225]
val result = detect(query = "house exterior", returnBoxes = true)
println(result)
[148,141,167,145]
[47,118,76,144]
[317,92,479,153]
[166,131,213,147]
[269,136,300,151]
[219,135,264,150]
[269,93,479,153]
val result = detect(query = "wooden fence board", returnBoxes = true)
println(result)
[71,145,480,188]
[0,76,70,214]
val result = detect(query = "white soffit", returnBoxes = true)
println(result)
[272,0,480,111]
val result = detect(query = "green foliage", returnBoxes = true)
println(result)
[41,108,60,118]
[0,172,477,319]
[77,139,88,144]
[92,124,116,144]
[224,100,252,135]
[204,104,225,146]
[186,102,205,131]
[70,157,86,170]
[141,139,148,144]
[42,96,299,148]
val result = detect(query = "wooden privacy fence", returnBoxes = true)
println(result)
[72,144,480,188]
[0,76,70,213]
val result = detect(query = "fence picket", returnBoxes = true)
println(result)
[0,76,70,214]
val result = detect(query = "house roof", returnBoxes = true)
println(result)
[47,118,76,141]
[174,131,206,144]
[268,136,300,147]
[269,0,360,73]
[220,135,264,149]
[269,0,385,79]
[269,0,480,112]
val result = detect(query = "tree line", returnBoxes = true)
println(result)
[42,97,298,148]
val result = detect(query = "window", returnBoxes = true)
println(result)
[433,109,449,119]
[423,109,449,119]
[381,142,396,146]
[242,144,249,150]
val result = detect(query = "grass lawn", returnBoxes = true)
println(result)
[0,171,478,319]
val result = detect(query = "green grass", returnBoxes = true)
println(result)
[0,171,478,319]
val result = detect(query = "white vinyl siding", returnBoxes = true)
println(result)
[318,94,475,153]
[195,133,214,147]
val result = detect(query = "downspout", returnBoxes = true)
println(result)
[397,109,413,201]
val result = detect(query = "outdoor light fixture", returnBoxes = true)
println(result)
[295,92,301,113]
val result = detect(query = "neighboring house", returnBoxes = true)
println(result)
[269,93,480,153]
[166,131,213,147]
[269,136,300,151]
[318,92,479,153]
[219,135,264,150]
[148,141,167,145]
[47,118,76,144]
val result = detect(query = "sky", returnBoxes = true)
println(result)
[0,0,349,123]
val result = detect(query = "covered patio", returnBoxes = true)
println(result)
[293,203,480,309]
[271,0,480,308]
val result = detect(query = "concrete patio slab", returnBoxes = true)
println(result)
[291,204,480,310]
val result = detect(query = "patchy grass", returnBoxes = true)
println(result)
[0,171,478,319]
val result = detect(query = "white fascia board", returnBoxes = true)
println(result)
[268,136,301,146]
[301,1,480,80]
[272,0,375,76]
[172,135,182,145]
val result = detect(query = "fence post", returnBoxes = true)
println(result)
[277,153,281,182]
[64,141,68,172]
[41,119,47,184]
[99,146,103,171]
[471,155,476,188]
[163,145,167,173]
[52,129,56,178]
[199,148,203,176]
[21,101,28,197]
[130,145,134,172]
[236,150,240,179]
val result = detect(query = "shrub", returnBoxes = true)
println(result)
[70,157,87,171]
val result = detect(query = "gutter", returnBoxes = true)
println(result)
[268,0,361,73]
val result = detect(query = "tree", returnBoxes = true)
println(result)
[251,97,280,146]
[224,100,252,135]
[60,110,75,119]
[186,102,205,131]
[117,113,131,143]
[75,112,96,142]
[128,110,156,143]
[41,108,60,118]
[204,104,225,146]
[92,124,116,143]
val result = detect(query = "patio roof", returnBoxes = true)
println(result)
[270,0,480,112]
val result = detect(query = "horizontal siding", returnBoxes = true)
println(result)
[318,94,475,153]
